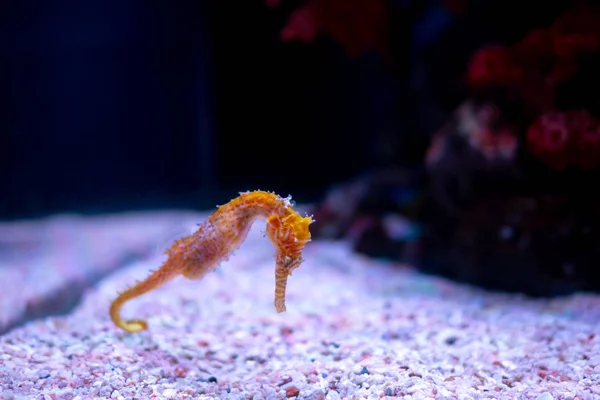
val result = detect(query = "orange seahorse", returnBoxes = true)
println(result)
[109,190,314,333]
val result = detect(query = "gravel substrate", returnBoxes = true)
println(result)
[1,215,600,399]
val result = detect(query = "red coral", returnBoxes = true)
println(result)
[526,111,573,170]
[550,3,600,39]
[515,29,555,61]
[280,6,319,43]
[467,45,523,87]
[521,3,600,63]
[526,110,600,170]
[464,2,600,150]
[269,0,389,58]
[513,29,556,76]
[552,33,600,59]
[468,4,600,98]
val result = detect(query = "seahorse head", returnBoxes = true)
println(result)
[289,213,313,244]
[267,209,313,280]
[266,208,313,253]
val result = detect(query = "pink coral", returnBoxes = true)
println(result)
[526,110,600,170]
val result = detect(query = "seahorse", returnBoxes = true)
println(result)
[109,190,313,333]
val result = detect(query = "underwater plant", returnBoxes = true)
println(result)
[110,190,313,333]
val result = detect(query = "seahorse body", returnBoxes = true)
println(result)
[109,190,313,333]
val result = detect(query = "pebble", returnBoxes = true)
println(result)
[286,386,300,397]
[326,391,341,400]
[302,389,325,400]
[162,388,178,399]
[38,370,50,379]
[279,375,293,386]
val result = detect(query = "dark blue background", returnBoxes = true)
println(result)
[0,0,570,219]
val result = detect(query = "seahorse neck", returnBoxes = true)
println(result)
[231,191,289,220]
[204,191,289,243]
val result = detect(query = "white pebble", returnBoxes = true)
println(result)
[162,388,178,399]
[326,391,341,400]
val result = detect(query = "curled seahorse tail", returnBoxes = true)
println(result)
[110,263,179,333]
[274,266,289,313]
